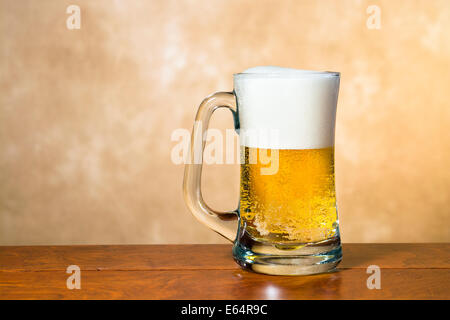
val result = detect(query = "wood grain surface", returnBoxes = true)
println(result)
[0,244,449,299]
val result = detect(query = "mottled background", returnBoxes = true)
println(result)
[0,0,449,245]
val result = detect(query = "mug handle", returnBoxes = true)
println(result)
[183,92,238,242]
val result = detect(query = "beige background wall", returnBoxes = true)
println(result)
[0,0,449,245]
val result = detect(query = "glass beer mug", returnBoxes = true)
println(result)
[183,66,342,275]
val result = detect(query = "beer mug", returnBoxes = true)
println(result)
[183,66,342,275]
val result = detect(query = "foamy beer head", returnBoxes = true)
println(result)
[234,66,340,149]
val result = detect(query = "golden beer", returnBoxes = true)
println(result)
[240,146,338,244]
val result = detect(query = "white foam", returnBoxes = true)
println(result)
[234,66,340,149]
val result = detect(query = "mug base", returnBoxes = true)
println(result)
[232,233,342,276]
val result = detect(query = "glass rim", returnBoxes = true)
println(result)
[233,71,340,79]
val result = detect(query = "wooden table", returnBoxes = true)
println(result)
[0,244,448,299]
